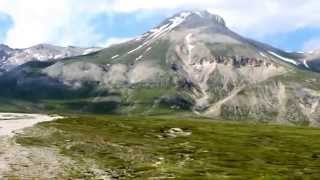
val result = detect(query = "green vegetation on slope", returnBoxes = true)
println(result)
[16,116,320,179]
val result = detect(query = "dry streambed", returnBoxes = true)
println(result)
[0,113,70,179]
[0,113,62,136]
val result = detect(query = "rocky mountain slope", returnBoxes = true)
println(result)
[0,10,319,126]
[0,44,100,72]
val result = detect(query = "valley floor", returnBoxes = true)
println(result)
[1,114,320,179]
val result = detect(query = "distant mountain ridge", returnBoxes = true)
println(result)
[0,43,101,72]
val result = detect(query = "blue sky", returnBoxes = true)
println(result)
[89,12,165,40]
[243,27,320,52]
[0,12,12,43]
[1,0,320,51]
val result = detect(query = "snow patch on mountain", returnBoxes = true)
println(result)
[127,45,144,55]
[145,47,152,53]
[194,11,204,17]
[148,12,191,41]
[259,52,267,58]
[135,55,143,61]
[303,59,311,69]
[111,54,119,59]
[126,13,192,55]
[268,51,298,65]
[83,48,99,55]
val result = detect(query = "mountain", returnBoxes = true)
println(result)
[0,43,101,72]
[0,10,319,126]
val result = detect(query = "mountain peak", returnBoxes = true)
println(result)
[170,10,226,27]
[145,10,227,39]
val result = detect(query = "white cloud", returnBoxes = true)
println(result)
[303,38,320,51]
[1,0,320,49]
[0,0,109,48]
[102,37,134,47]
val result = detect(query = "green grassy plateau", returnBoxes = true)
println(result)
[15,115,320,179]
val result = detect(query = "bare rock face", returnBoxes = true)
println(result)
[1,10,320,126]
[165,128,192,138]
